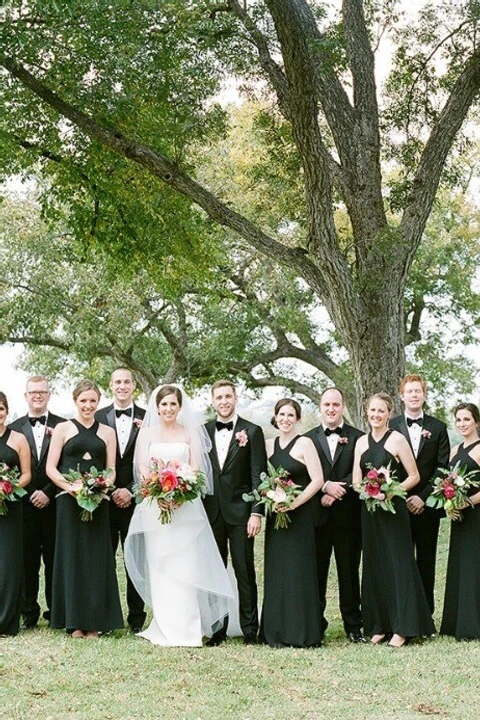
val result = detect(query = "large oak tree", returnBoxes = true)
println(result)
[2,1,480,417]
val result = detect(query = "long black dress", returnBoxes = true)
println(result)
[360,432,434,638]
[440,441,480,640]
[0,430,23,636]
[51,420,123,632]
[259,436,322,648]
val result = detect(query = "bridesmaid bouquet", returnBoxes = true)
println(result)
[63,466,114,521]
[0,462,27,516]
[358,464,406,513]
[426,463,480,520]
[136,458,207,524]
[242,461,302,529]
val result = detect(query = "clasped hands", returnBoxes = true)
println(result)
[321,481,347,507]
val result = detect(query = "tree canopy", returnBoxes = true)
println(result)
[2,1,480,416]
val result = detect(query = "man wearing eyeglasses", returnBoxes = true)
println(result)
[9,375,65,629]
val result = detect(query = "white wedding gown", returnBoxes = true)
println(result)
[124,442,233,646]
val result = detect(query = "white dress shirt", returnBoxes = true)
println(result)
[29,413,48,459]
[323,424,344,461]
[215,415,238,470]
[114,404,134,458]
[405,413,424,458]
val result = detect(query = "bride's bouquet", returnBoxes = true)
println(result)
[136,458,207,524]
[63,466,114,521]
[242,461,302,529]
[358,463,406,514]
[426,462,480,520]
[0,462,27,516]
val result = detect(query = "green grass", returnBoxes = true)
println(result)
[2,522,479,720]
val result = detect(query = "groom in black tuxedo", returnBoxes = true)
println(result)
[204,380,267,645]
[389,373,450,615]
[9,375,65,628]
[304,387,365,643]
[95,367,146,633]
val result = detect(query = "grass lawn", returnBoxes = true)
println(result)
[2,522,479,720]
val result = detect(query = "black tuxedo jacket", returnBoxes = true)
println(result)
[303,423,364,529]
[203,417,267,526]
[9,412,66,500]
[389,413,450,501]
[95,403,146,492]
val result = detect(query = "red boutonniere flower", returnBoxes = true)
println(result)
[235,430,248,447]
[45,426,54,437]
[133,418,143,428]
[421,429,431,439]
[338,436,348,444]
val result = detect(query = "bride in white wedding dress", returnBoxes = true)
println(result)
[124,385,233,646]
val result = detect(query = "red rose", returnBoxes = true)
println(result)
[161,469,179,492]
[443,483,456,500]
[366,470,379,481]
[365,482,381,497]
[0,480,13,494]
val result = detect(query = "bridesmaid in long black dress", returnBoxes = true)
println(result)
[0,391,31,636]
[353,393,434,647]
[441,402,480,640]
[259,398,324,648]
[46,379,123,638]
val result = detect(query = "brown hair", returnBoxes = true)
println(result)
[365,392,394,415]
[211,379,236,395]
[271,398,302,428]
[110,367,134,381]
[155,385,182,408]
[454,402,480,425]
[399,374,427,395]
[0,391,9,414]
[73,379,101,402]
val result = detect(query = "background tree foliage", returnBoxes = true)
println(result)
[1,1,480,418]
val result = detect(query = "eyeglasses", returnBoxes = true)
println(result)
[27,391,50,397]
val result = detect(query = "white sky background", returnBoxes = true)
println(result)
[2,0,478,418]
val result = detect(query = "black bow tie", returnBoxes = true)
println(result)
[407,417,423,427]
[29,415,46,426]
[115,408,132,418]
[324,427,342,437]
[216,421,234,432]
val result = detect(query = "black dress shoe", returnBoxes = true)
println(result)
[129,625,143,634]
[348,631,367,644]
[243,634,258,645]
[205,632,226,647]
[21,619,38,630]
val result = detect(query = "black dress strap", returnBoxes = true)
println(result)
[276,435,300,454]
[0,428,12,445]
[368,430,392,448]
[460,440,480,452]
[71,419,99,434]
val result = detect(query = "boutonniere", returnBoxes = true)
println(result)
[338,436,348,445]
[235,430,248,447]
[133,418,143,428]
[45,426,54,437]
[421,429,431,439]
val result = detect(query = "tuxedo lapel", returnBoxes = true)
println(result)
[395,417,412,447]
[206,422,221,474]
[105,406,116,430]
[220,419,243,472]
[123,405,142,457]
[331,429,350,467]
[21,418,38,461]
[416,415,432,457]
[316,427,333,465]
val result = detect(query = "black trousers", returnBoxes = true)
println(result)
[109,502,146,628]
[315,519,362,636]
[22,501,56,623]
[209,514,258,637]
